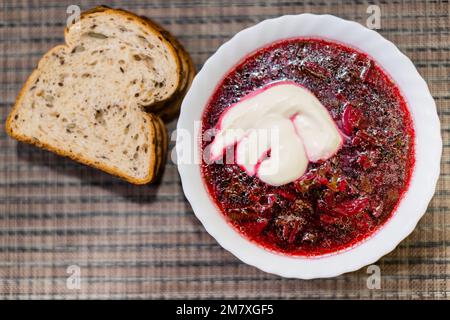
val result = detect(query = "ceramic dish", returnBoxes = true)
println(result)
[176,14,441,279]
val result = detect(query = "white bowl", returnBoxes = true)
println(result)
[176,14,442,279]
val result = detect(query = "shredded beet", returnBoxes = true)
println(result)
[201,38,415,256]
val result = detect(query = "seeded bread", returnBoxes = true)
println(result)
[5,7,183,184]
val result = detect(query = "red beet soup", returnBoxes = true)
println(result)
[201,38,415,256]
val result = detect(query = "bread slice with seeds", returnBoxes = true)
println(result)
[5,6,182,184]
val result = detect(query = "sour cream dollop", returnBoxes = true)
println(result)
[208,81,343,186]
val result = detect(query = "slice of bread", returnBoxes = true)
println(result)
[5,6,183,184]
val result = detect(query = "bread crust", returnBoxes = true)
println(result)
[149,115,167,182]
[4,6,182,185]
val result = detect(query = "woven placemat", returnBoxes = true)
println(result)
[0,0,448,299]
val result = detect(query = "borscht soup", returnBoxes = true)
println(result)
[201,38,414,256]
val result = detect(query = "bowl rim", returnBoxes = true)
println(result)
[176,14,442,279]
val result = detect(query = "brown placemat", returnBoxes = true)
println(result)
[0,0,448,299]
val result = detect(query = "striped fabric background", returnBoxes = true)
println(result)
[0,0,448,299]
